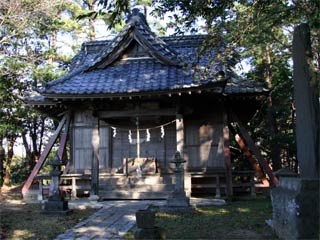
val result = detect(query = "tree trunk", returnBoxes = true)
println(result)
[48,30,57,65]
[293,23,319,178]
[267,97,282,171]
[37,116,46,158]
[0,138,5,187]
[3,137,15,186]
[264,45,281,171]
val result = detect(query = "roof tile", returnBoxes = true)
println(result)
[40,11,268,98]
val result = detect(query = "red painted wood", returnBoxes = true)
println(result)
[230,112,279,186]
[58,113,71,161]
[22,114,68,196]
[234,133,269,187]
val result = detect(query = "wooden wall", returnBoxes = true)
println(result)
[70,110,225,173]
[71,110,110,172]
[184,120,225,171]
[111,124,176,172]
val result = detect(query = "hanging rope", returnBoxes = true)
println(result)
[146,129,151,142]
[128,130,132,143]
[160,125,165,138]
[107,119,176,132]
[111,127,117,137]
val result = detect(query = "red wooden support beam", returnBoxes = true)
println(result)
[22,114,68,197]
[58,113,71,161]
[229,123,269,186]
[234,133,269,187]
[229,112,279,186]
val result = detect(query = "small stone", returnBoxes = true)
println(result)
[88,194,100,201]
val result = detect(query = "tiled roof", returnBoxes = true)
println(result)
[40,9,268,98]
[45,59,218,95]
[224,78,268,94]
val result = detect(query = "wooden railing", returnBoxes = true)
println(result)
[35,174,91,199]
[191,170,256,197]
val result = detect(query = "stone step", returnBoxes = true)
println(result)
[99,183,175,192]
[23,190,41,201]
[99,174,174,185]
[99,190,171,200]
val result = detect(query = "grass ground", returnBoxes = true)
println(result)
[156,198,277,239]
[1,185,277,240]
[0,185,96,240]
[125,198,278,239]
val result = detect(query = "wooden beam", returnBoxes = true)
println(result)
[54,113,72,193]
[22,114,68,196]
[91,121,100,195]
[176,114,184,154]
[99,108,176,118]
[229,112,279,186]
[58,113,71,161]
[230,127,269,187]
[223,124,233,198]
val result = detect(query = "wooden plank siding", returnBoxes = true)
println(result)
[184,120,225,171]
[70,110,226,174]
[73,127,93,171]
[72,111,98,172]
[99,126,111,170]
[111,126,170,173]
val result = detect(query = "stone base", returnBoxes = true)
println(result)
[43,199,71,215]
[88,194,100,201]
[166,191,190,207]
[271,177,319,240]
[134,227,166,240]
[136,210,155,229]
[22,190,39,202]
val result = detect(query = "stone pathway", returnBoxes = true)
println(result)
[55,200,162,240]
[55,198,225,240]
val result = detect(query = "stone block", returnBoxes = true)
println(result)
[136,210,155,229]
[134,227,166,240]
[43,199,71,214]
[166,197,190,208]
[271,177,319,240]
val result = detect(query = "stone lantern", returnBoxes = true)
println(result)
[43,153,70,214]
[166,151,190,207]
[171,151,186,172]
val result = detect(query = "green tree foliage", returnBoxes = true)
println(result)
[152,0,319,171]
[96,0,319,172]
[0,0,85,186]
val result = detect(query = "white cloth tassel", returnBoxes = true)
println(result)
[128,130,132,143]
[161,126,165,138]
[146,129,150,142]
[111,127,117,138]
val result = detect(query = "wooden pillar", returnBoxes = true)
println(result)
[176,114,184,155]
[71,177,77,199]
[223,121,233,198]
[91,120,100,196]
[108,125,113,170]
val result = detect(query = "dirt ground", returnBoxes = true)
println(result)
[0,185,23,201]
[0,185,96,240]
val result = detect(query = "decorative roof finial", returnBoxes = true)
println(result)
[126,8,148,27]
